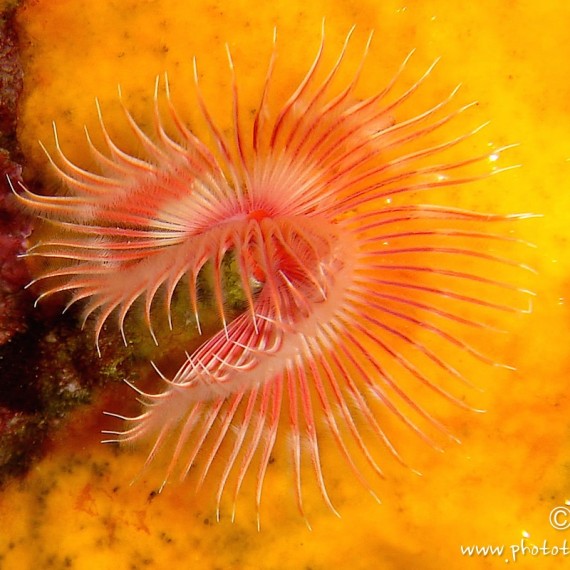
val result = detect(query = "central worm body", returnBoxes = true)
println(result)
[15,27,532,525]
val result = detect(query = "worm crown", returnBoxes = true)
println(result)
[15,27,533,526]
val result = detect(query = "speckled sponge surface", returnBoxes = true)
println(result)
[0,1,567,569]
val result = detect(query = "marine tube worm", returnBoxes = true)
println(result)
[15,27,533,524]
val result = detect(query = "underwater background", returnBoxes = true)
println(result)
[0,0,567,568]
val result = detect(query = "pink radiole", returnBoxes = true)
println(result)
[15,28,532,525]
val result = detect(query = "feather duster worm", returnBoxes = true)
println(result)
[14,28,533,525]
